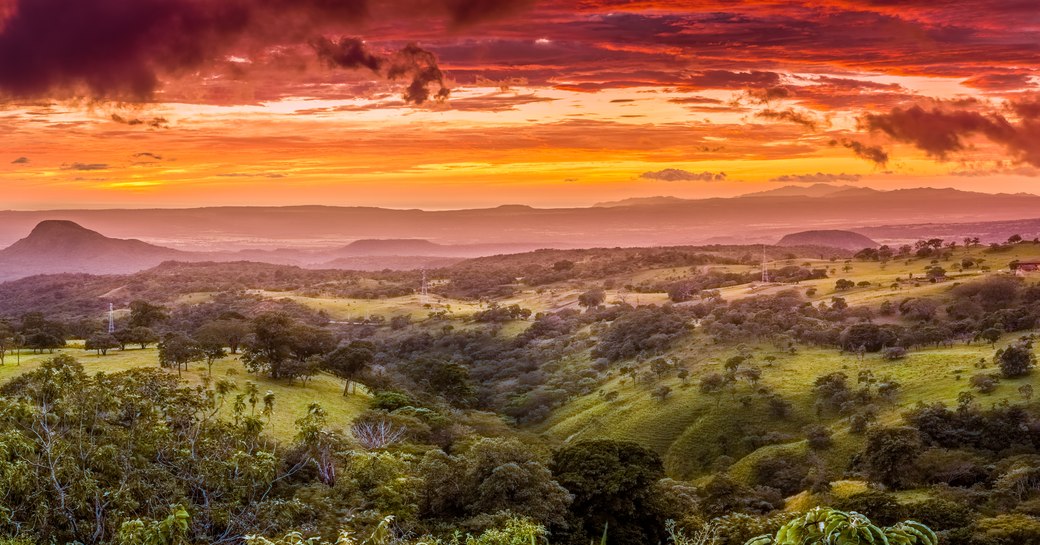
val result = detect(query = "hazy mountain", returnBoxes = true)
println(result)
[741,183,863,198]
[592,196,690,207]
[777,230,878,251]
[1,187,1038,252]
[0,220,190,280]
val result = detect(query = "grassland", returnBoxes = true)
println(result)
[0,345,370,440]
[536,336,1040,481]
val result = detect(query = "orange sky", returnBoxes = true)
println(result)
[1,0,1039,209]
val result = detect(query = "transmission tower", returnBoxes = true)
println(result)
[420,269,429,305]
[108,303,115,333]
[761,244,768,283]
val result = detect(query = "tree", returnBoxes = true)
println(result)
[325,341,375,395]
[158,333,203,376]
[1008,234,1023,244]
[115,326,159,350]
[128,300,168,329]
[242,313,334,380]
[862,427,923,488]
[0,323,12,365]
[651,385,671,401]
[195,318,251,354]
[834,279,855,291]
[976,327,1002,346]
[85,333,119,356]
[700,372,728,406]
[552,440,668,545]
[996,341,1036,378]
[197,340,227,377]
[24,330,64,353]
[578,288,606,309]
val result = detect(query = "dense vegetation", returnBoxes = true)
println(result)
[1,240,1039,544]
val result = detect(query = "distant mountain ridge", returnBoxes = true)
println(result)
[1,186,1039,256]
[0,220,189,279]
[0,223,562,281]
[741,183,872,198]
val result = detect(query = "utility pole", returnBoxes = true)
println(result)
[420,269,429,305]
[762,244,768,283]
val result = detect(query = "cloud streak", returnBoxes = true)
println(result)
[639,169,727,182]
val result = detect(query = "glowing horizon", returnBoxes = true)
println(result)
[2,0,1039,210]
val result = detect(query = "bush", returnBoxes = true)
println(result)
[834,491,905,526]
[882,346,908,360]
[996,342,1036,378]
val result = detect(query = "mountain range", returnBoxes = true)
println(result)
[3,185,1040,281]
[2,186,1038,252]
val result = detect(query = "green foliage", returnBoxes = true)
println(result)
[243,313,334,380]
[116,505,190,545]
[996,341,1035,378]
[0,355,305,544]
[745,507,937,545]
[551,439,668,545]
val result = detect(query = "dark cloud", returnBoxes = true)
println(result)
[62,162,109,171]
[133,152,163,161]
[745,86,793,103]
[112,114,168,128]
[770,172,862,183]
[0,0,530,101]
[685,70,782,90]
[832,138,889,166]
[668,95,723,105]
[756,108,818,130]
[10,156,28,164]
[639,169,726,182]
[863,104,1040,166]
[312,37,383,72]
[312,38,448,104]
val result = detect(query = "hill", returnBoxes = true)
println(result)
[741,183,865,198]
[776,229,878,250]
[3,188,1040,250]
[0,220,190,280]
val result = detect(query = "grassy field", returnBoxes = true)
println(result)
[0,345,370,441]
[536,336,1040,480]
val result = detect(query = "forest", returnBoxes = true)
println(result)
[0,240,1038,545]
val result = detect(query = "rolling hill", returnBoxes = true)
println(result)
[776,230,878,250]
[0,220,191,280]
[2,187,1040,250]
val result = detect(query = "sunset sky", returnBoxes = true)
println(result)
[2,0,1039,209]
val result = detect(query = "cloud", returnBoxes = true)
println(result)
[112,114,168,128]
[217,172,286,178]
[639,169,726,182]
[132,152,163,161]
[0,0,529,101]
[756,108,818,130]
[962,73,1033,91]
[950,163,1040,177]
[62,162,109,171]
[832,138,889,166]
[667,95,723,105]
[313,38,449,104]
[685,70,782,90]
[10,156,28,164]
[863,103,1040,167]
[770,172,862,183]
